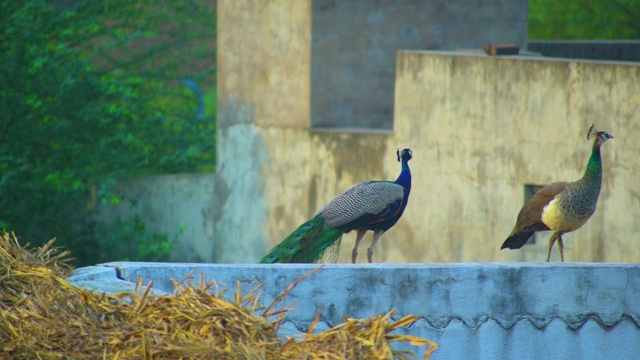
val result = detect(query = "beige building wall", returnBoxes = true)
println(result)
[216,1,640,263]
[394,52,639,263]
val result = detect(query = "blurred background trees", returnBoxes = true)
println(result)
[530,0,640,39]
[0,0,216,266]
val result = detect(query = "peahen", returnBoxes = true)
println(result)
[501,124,613,262]
[260,148,413,264]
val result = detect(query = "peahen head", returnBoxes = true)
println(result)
[586,124,614,148]
[397,148,413,162]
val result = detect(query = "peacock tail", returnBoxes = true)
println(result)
[259,215,345,263]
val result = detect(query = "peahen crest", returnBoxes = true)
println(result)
[586,123,598,140]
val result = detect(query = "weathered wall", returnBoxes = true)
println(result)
[96,174,217,262]
[311,0,528,129]
[529,40,640,62]
[215,0,639,264]
[215,0,312,262]
[69,262,640,360]
[217,0,311,129]
[98,74,639,265]
[393,52,640,263]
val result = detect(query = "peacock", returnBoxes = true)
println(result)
[501,124,613,261]
[260,148,413,264]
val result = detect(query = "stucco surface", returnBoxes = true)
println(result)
[311,0,528,129]
[393,52,640,262]
[98,3,640,265]
[69,262,640,359]
[216,1,639,263]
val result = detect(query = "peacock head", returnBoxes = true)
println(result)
[586,124,614,147]
[396,148,413,162]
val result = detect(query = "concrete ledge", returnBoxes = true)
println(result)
[67,265,169,296]
[69,263,640,359]
[528,40,640,62]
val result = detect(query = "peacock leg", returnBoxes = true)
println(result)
[367,230,385,263]
[546,233,559,262]
[352,229,367,264]
[557,234,565,262]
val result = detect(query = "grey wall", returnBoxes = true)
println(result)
[311,0,528,129]
[96,174,217,262]
[110,2,640,264]
[70,262,640,359]
[98,2,640,265]
[528,40,640,62]
[98,50,640,265]
[393,51,640,263]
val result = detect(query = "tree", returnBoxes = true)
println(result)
[0,0,216,265]
[530,0,640,39]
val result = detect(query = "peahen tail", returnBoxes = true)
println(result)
[260,215,345,263]
[501,231,534,250]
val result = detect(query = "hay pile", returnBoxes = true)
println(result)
[0,232,437,359]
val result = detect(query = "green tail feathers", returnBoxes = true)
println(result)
[260,216,345,263]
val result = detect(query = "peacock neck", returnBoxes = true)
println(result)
[578,145,602,188]
[395,159,412,192]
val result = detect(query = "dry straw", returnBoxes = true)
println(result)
[0,232,437,359]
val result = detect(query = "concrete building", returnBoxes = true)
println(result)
[212,0,638,263]
[98,0,639,264]
[87,1,640,358]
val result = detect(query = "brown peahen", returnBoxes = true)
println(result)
[501,124,613,262]
[260,148,413,264]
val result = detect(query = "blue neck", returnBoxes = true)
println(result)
[395,159,412,192]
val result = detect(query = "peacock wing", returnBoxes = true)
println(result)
[513,182,569,233]
[317,181,405,229]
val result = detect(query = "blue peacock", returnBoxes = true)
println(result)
[260,148,413,264]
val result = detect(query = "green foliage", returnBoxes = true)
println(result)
[530,0,640,39]
[0,0,216,266]
[82,215,181,265]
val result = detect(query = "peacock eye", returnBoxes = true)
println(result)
[287,245,295,251]
[269,254,275,258]
[295,233,301,237]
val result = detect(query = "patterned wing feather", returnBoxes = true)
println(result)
[316,181,405,229]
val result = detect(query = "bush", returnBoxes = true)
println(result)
[530,0,640,39]
[0,0,216,266]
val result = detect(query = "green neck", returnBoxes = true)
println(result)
[580,146,602,185]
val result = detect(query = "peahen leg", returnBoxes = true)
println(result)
[367,230,385,263]
[546,233,559,262]
[557,234,565,262]
[352,229,367,264]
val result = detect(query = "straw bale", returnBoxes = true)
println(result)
[0,232,437,359]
